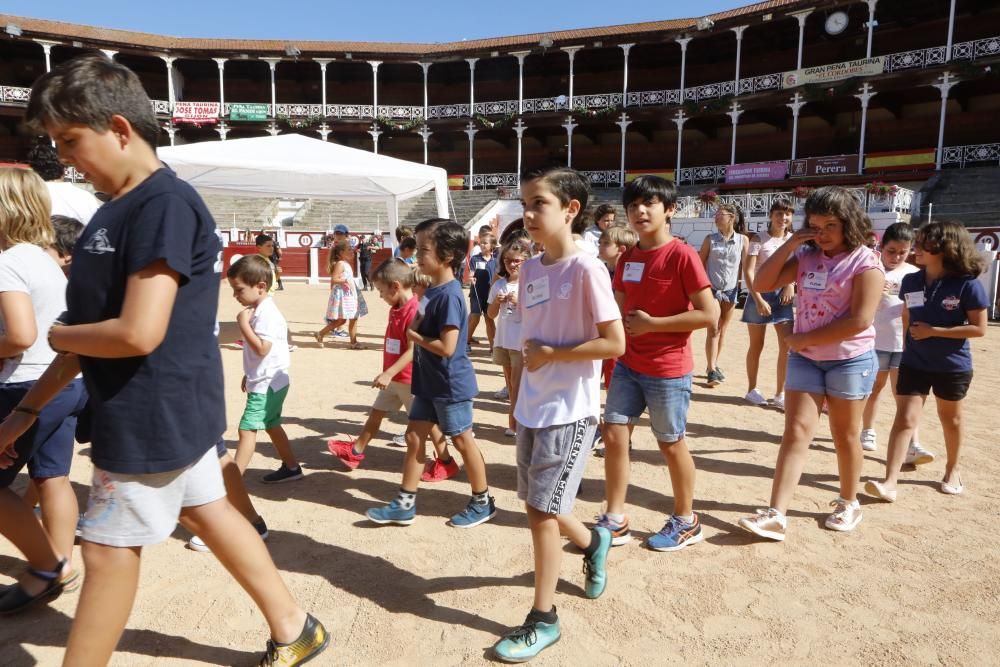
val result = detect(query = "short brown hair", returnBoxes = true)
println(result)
[0,168,54,248]
[227,254,273,289]
[371,257,416,288]
[600,224,638,249]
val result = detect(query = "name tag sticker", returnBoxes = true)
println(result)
[623,262,645,283]
[475,261,487,271]
[904,291,925,308]
[803,271,828,290]
[385,338,401,355]
[524,275,551,308]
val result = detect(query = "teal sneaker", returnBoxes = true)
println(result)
[366,498,416,526]
[493,614,561,663]
[449,495,496,528]
[583,526,612,599]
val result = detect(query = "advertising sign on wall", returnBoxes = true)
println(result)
[172,101,220,125]
[725,161,788,184]
[782,57,886,88]
[790,155,859,177]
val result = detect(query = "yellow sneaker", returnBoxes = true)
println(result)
[258,614,330,666]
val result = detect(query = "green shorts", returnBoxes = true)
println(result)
[239,386,289,431]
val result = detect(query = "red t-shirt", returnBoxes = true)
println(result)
[384,296,419,384]
[613,239,712,378]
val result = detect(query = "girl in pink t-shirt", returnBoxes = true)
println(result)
[738,187,884,542]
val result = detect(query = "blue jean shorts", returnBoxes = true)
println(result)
[603,362,691,443]
[785,350,877,400]
[409,396,474,437]
[713,286,739,304]
[742,289,794,325]
[876,350,903,372]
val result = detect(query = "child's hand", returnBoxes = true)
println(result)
[373,372,392,389]
[507,291,518,305]
[909,321,935,340]
[241,375,247,393]
[624,309,654,337]
[406,328,422,344]
[523,339,554,371]
[788,228,818,249]
[785,332,810,352]
[779,285,794,305]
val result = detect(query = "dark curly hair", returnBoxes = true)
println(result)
[27,141,65,181]
[916,221,985,278]
[802,186,872,251]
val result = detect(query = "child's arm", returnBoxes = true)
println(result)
[0,292,37,358]
[909,309,987,340]
[698,237,711,268]
[49,260,180,358]
[786,268,883,351]
[742,237,770,315]
[0,353,80,464]
[486,282,505,320]
[624,287,718,335]
[237,307,272,357]
[523,319,625,372]
[374,345,413,389]
[754,229,814,292]
[407,325,459,358]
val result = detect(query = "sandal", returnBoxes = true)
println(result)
[0,559,79,615]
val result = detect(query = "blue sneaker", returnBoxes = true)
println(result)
[366,499,416,526]
[493,614,561,663]
[583,526,612,599]
[647,514,704,552]
[449,495,496,528]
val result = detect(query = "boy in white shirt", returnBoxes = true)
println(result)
[227,255,303,483]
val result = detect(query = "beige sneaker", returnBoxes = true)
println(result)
[824,498,862,532]
[738,508,786,541]
[904,442,935,466]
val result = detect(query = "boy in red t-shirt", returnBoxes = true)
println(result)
[327,259,456,481]
[598,176,719,551]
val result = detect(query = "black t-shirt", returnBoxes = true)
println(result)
[67,167,226,474]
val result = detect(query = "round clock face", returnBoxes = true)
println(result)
[825,11,849,35]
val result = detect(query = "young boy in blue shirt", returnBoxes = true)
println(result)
[3,53,328,666]
[366,218,495,527]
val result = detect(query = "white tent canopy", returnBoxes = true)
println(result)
[158,134,449,241]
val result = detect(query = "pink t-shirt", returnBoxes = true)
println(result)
[794,244,883,361]
[514,252,621,428]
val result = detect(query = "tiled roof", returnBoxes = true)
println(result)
[0,0,811,59]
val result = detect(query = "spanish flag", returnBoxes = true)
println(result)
[865,149,936,172]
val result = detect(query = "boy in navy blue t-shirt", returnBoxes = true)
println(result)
[468,231,497,348]
[1,54,328,665]
[366,218,495,528]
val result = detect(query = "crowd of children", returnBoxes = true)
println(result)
[0,52,992,666]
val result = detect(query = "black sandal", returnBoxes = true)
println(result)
[0,558,79,615]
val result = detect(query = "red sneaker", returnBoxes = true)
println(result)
[327,438,365,469]
[421,457,460,482]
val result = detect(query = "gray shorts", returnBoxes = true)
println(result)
[516,417,597,515]
[80,446,226,547]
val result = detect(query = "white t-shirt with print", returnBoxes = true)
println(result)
[0,244,67,383]
[243,297,290,393]
[874,262,920,352]
[488,277,521,351]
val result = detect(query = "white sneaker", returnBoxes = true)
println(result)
[503,428,516,437]
[861,429,877,452]
[494,386,509,400]
[738,508,786,541]
[390,434,406,447]
[824,498,862,532]
[772,393,785,411]
[744,388,769,406]
[905,442,935,466]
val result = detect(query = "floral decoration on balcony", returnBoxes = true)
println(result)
[698,190,720,206]
[792,185,814,200]
[570,104,623,120]
[276,113,324,129]
[864,181,899,198]
[682,95,735,116]
[373,117,426,133]
[473,113,516,130]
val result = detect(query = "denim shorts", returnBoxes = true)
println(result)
[876,350,903,372]
[409,396,474,437]
[603,362,691,443]
[742,289,794,325]
[785,350,877,400]
[713,286,739,304]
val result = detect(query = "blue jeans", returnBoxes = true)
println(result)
[603,362,691,443]
[785,350,877,400]
[409,396,474,437]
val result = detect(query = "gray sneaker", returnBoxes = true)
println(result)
[706,369,723,387]
[261,465,304,484]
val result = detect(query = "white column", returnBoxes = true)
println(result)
[163,122,177,146]
[369,124,383,154]
[513,118,527,182]
[620,43,634,99]
[673,110,688,176]
[790,10,813,70]
[262,58,280,118]
[369,61,381,118]
[34,40,59,72]
[466,58,479,116]
[213,58,226,110]
[865,0,879,58]
[787,92,806,160]
[855,82,877,174]
[100,49,117,60]
[267,121,280,137]
[417,125,432,164]
[562,46,583,109]
[315,59,334,113]
[732,25,748,96]
[727,101,743,166]
[616,112,631,185]
[215,121,229,141]
[946,0,958,62]
[159,55,177,111]
[676,37,691,102]
[562,116,578,167]
[464,121,478,189]
[419,61,432,119]
[933,71,957,170]
[512,51,529,115]
[317,122,331,142]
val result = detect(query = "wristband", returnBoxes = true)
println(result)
[13,406,40,417]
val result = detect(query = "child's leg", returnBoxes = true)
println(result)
[774,322,792,396]
[887,367,919,443]
[745,324,766,392]
[353,409,387,454]
[450,429,488,492]
[348,317,359,345]
[22,482,39,508]
[429,424,451,460]
[0,488,66,595]
[219,451,263,523]
[602,424,632,515]
[704,312,719,374]
[179,499,306,643]
[769,391,824,512]
[467,313,481,342]
[401,421,434,491]
[33,475,78,567]
[526,506,561,612]
[862,370,890,431]
[936,398,963,484]
[485,316,496,350]
[826,396,866,502]
[264,425,299,468]
[715,300,736,363]
[500,362,514,427]
[316,319,342,338]
[234,428,258,473]
[63,543,142,666]
[881,394,926,489]
[509,356,524,431]
[658,438,695,517]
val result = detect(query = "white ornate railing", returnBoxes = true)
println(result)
[0,85,30,104]
[580,170,624,188]
[941,143,1000,167]
[469,172,519,189]
[427,103,471,119]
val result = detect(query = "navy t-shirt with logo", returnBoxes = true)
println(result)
[412,279,478,402]
[67,167,226,474]
[900,269,988,373]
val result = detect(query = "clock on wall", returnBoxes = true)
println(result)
[825,10,849,35]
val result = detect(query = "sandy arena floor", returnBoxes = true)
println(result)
[2,282,999,666]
